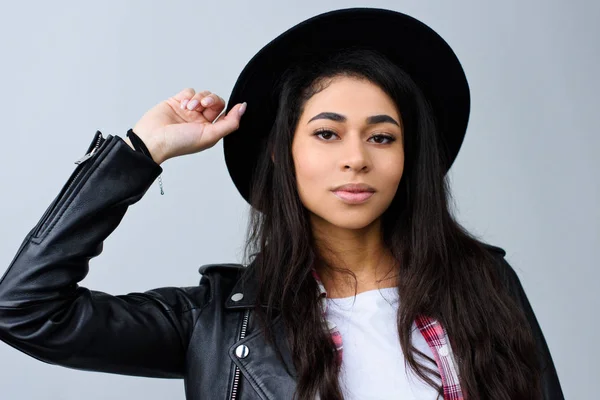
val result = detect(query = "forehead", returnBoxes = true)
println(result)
[300,76,399,120]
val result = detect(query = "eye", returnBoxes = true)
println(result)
[313,129,339,141]
[369,134,396,144]
[312,129,397,144]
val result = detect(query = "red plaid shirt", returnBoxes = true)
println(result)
[312,269,464,399]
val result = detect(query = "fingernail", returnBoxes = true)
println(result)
[180,99,189,109]
[238,102,247,117]
[187,99,199,110]
[201,97,214,106]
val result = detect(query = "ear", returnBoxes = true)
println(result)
[271,151,275,163]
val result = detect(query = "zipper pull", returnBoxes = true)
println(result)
[74,149,95,165]
[75,132,104,165]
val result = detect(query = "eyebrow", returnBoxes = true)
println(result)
[307,112,401,127]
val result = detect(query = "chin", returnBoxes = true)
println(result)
[333,220,378,230]
[313,209,381,231]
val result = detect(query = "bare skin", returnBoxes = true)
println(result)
[128,88,247,165]
[291,76,405,298]
[132,81,404,299]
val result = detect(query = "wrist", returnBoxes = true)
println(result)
[126,129,167,165]
[146,137,168,165]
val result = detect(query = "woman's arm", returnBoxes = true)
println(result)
[0,132,208,378]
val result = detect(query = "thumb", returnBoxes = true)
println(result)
[204,102,247,143]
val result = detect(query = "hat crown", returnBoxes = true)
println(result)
[224,8,470,205]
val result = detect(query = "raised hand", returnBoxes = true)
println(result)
[128,88,246,165]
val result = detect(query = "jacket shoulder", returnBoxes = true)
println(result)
[480,242,516,284]
[481,242,507,257]
[480,244,566,398]
[198,263,246,276]
[197,263,248,307]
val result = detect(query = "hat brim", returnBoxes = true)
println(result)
[224,7,470,205]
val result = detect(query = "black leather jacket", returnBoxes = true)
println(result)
[0,132,565,399]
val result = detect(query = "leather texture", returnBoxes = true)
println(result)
[0,132,565,399]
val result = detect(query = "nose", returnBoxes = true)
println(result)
[340,134,371,172]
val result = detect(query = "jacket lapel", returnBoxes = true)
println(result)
[222,264,296,398]
[228,314,297,399]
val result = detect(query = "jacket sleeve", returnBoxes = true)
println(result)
[0,132,210,379]
[493,250,565,400]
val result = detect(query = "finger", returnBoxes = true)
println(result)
[172,88,195,102]
[171,88,198,111]
[199,93,224,109]
[203,102,247,143]
[184,90,211,111]
[200,94,226,122]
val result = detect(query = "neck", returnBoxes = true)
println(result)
[311,216,399,298]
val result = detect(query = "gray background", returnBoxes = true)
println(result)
[0,0,597,399]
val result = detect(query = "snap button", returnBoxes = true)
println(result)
[231,293,244,302]
[235,345,249,359]
[438,345,449,357]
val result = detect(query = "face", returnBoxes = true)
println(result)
[291,76,405,232]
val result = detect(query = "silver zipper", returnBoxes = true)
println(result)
[32,132,107,238]
[230,309,250,400]
[75,132,104,165]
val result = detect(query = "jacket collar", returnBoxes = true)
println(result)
[223,261,273,310]
[220,260,325,311]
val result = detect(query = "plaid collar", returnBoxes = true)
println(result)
[311,268,464,400]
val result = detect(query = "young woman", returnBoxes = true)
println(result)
[0,7,564,400]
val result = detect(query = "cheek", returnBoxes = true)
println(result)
[385,157,405,182]
[294,152,325,193]
[292,146,331,204]
[377,152,405,194]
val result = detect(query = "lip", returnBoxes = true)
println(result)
[332,183,376,192]
[332,190,374,204]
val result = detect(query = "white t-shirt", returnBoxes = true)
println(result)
[325,287,441,399]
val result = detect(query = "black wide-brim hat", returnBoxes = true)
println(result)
[224,7,470,205]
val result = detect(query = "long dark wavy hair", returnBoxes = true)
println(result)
[241,47,542,400]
